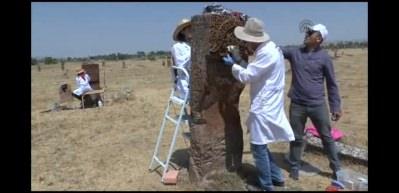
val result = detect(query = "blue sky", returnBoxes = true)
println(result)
[31,2,368,58]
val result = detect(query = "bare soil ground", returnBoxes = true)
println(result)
[31,48,367,190]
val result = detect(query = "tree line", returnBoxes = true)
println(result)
[32,40,367,65]
[284,40,368,50]
[32,50,171,65]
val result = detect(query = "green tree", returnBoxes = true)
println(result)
[44,57,58,65]
[147,55,156,61]
[31,57,38,65]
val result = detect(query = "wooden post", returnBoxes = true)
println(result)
[37,64,41,72]
[61,60,65,71]
[166,56,171,67]
[122,60,126,69]
[189,14,247,186]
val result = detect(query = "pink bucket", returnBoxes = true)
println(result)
[305,126,344,141]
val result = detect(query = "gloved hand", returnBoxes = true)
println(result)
[222,54,236,66]
[227,46,243,63]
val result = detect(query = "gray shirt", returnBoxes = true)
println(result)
[281,46,341,113]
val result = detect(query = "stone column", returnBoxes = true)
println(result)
[189,14,248,186]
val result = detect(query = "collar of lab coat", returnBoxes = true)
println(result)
[176,41,190,47]
[254,40,270,55]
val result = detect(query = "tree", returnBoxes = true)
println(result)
[44,57,58,65]
[61,60,65,71]
[148,51,156,56]
[147,55,156,61]
[31,57,38,66]
[136,51,146,59]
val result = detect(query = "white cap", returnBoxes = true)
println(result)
[311,24,328,40]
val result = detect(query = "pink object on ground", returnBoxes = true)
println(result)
[305,126,344,141]
[162,170,179,185]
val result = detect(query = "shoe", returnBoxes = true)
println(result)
[331,180,345,189]
[245,184,265,191]
[272,180,285,187]
[332,169,343,180]
[289,169,299,180]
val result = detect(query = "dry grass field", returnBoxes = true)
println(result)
[31,48,367,190]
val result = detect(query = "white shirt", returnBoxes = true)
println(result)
[232,41,295,144]
[73,74,93,96]
[171,42,191,99]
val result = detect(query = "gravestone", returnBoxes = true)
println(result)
[59,83,73,103]
[81,63,101,107]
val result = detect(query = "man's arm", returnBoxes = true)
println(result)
[323,56,341,114]
[228,46,248,68]
[75,77,80,87]
[280,46,292,60]
[231,52,276,84]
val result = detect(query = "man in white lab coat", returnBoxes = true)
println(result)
[222,17,295,191]
[171,18,192,100]
[72,69,93,105]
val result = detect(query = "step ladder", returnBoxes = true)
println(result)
[149,66,191,184]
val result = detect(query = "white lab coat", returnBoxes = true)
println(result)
[231,41,295,145]
[171,42,191,99]
[73,74,93,96]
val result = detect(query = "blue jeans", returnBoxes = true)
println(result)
[251,143,284,191]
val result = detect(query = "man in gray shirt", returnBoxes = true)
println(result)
[281,24,342,180]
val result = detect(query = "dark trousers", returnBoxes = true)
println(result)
[72,93,82,101]
[288,101,341,172]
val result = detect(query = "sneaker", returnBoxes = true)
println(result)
[289,169,299,180]
[331,180,345,189]
[245,184,266,191]
[272,180,285,187]
[332,169,343,180]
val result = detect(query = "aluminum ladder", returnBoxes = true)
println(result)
[148,66,191,183]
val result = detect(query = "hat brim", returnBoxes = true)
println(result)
[173,22,191,41]
[77,69,85,74]
[234,26,270,43]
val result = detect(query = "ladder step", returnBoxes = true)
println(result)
[165,115,178,125]
[175,114,190,121]
[154,156,166,168]
[170,96,185,105]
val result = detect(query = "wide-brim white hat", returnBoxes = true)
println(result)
[173,18,191,41]
[234,17,270,43]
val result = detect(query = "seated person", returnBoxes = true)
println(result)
[72,69,93,105]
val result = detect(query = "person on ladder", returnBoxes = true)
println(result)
[171,18,192,119]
